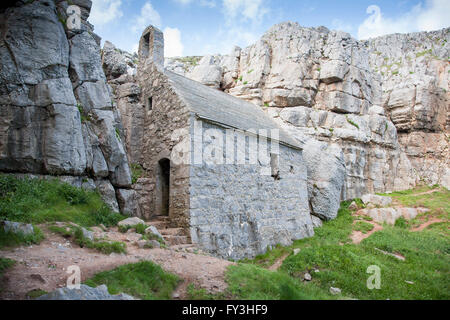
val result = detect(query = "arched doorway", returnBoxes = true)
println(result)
[156,158,170,216]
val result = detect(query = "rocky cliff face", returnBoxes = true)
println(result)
[165,22,450,196]
[0,0,139,215]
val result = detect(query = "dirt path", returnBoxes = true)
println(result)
[409,189,441,197]
[350,220,383,244]
[268,253,290,271]
[0,226,232,300]
[411,218,444,232]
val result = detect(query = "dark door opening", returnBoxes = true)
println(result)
[156,158,170,216]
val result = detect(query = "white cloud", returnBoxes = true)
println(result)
[222,0,269,25]
[89,0,123,27]
[164,27,184,57]
[172,0,216,8]
[332,19,353,34]
[131,1,162,34]
[358,0,450,40]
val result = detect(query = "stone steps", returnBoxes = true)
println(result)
[160,227,185,236]
[164,235,190,246]
[148,216,191,246]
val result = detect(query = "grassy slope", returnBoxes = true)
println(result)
[223,186,450,300]
[0,174,125,249]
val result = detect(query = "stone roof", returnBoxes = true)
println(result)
[165,70,302,149]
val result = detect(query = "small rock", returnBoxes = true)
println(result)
[293,248,301,255]
[172,292,180,299]
[136,240,147,249]
[314,269,320,273]
[361,194,392,207]
[304,273,312,281]
[330,287,341,295]
[29,274,46,284]
[349,201,358,211]
[145,225,164,240]
[81,227,94,241]
[117,217,145,227]
[99,224,107,231]
[405,281,414,285]
[148,240,161,248]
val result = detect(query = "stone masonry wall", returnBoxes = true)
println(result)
[136,61,191,226]
[188,119,314,259]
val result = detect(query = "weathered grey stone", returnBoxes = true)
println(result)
[359,206,429,225]
[81,227,94,241]
[330,287,342,295]
[118,217,145,227]
[311,215,323,228]
[94,179,119,213]
[36,284,136,300]
[361,194,392,207]
[303,139,346,221]
[116,189,142,217]
[145,225,164,240]
[3,221,34,236]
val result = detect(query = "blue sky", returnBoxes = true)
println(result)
[89,0,450,57]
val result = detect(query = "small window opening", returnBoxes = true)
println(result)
[147,96,153,111]
[142,33,150,58]
[270,153,280,180]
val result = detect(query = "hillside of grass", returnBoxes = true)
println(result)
[0,174,126,249]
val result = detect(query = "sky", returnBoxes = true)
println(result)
[88,0,450,57]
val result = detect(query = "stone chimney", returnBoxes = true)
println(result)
[139,25,164,69]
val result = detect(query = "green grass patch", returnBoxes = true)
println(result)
[26,289,47,299]
[225,264,333,300]
[353,221,374,234]
[118,223,147,235]
[0,226,44,249]
[130,163,145,184]
[84,261,180,300]
[73,227,126,255]
[346,116,360,129]
[0,174,125,228]
[0,257,15,277]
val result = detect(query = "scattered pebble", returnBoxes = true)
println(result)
[330,287,342,295]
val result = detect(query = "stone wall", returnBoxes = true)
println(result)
[188,120,314,259]
[135,34,192,225]
[0,0,138,215]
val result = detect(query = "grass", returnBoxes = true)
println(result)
[353,221,374,234]
[48,224,126,254]
[346,116,360,129]
[225,186,449,300]
[0,174,125,228]
[0,257,15,293]
[0,226,44,249]
[130,163,145,184]
[118,223,147,235]
[84,261,180,300]
[0,257,15,278]
[73,227,126,255]
[225,264,333,300]
[26,289,48,299]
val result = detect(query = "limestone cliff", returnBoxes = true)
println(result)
[0,0,140,215]
[165,22,450,196]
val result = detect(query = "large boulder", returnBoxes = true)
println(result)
[302,139,346,220]
[2,221,34,236]
[361,194,392,207]
[36,284,136,300]
[116,189,142,217]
